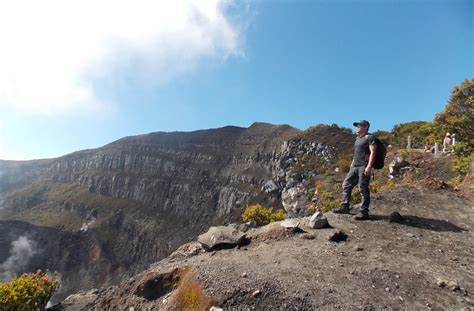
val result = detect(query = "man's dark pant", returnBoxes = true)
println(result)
[341,165,371,212]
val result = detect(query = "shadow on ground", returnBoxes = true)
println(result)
[370,214,466,233]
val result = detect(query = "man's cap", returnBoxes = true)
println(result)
[446,133,451,136]
[353,120,370,128]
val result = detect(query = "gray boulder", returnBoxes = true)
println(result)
[281,186,309,217]
[262,179,280,194]
[389,157,411,178]
[198,226,246,250]
[285,177,298,189]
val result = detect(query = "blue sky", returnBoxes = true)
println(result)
[0,0,472,160]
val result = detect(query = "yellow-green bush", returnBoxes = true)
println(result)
[447,175,464,188]
[451,153,472,176]
[369,181,380,193]
[241,204,286,226]
[350,187,361,205]
[399,149,417,161]
[336,158,351,173]
[0,271,61,311]
[315,181,342,213]
[318,191,342,213]
[382,179,396,192]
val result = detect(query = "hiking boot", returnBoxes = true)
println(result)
[354,211,370,221]
[333,205,351,214]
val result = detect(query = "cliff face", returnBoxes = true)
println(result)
[0,122,353,302]
[0,123,300,300]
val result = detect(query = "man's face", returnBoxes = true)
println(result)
[356,124,368,135]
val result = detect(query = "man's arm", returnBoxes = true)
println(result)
[365,144,377,176]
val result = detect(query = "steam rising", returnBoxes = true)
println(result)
[0,236,37,281]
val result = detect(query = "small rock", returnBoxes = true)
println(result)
[354,246,364,251]
[328,230,348,243]
[308,212,330,229]
[385,287,390,292]
[447,281,460,291]
[300,233,315,240]
[252,290,261,298]
[242,272,248,278]
[388,212,404,223]
[280,219,301,232]
[210,307,223,311]
[436,279,447,288]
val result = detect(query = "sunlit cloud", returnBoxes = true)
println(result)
[0,0,244,115]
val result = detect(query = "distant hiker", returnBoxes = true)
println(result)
[443,133,452,153]
[333,120,377,220]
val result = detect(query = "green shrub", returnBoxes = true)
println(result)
[451,154,472,176]
[242,204,286,226]
[434,78,473,155]
[0,271,61,311]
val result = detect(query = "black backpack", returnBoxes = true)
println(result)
[372,136,387,169]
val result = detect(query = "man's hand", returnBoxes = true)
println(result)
[364,166,372,176]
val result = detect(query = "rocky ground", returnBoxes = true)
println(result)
[52,182,474,310]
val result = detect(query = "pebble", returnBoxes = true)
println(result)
[300,233,315,240]
[252,290,261,298]
[242,272,248,278]
[354,246,364,251]
[447,281,460,291]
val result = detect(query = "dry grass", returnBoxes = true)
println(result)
[168,269,215,311]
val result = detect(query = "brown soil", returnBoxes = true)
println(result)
[53,184,474,310]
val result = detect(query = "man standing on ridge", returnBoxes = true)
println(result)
[333,120,377,220]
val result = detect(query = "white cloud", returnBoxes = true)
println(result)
[0,0,244,115]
